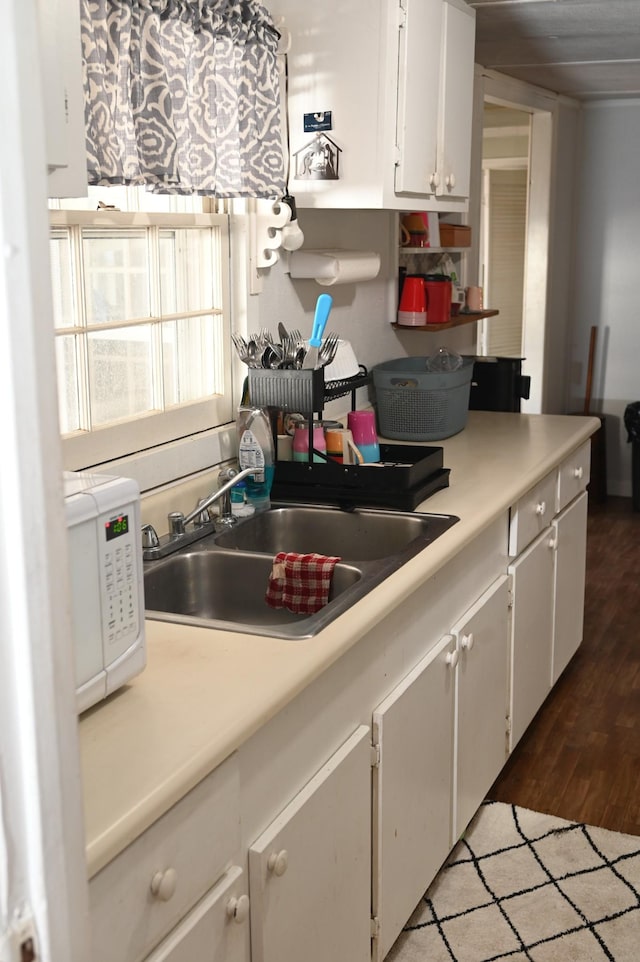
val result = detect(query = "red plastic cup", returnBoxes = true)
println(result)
[398,276,426,313]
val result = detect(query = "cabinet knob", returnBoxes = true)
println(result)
[461,633,474,652]
[573,466,584,479]
[429,171,440,190]
[445,173,456,190]
[445,649,459,670]
[536,500,547,517]
[150,867,178,902]
[226,894,250,924]
[267,849,289,877]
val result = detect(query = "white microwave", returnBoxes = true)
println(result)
[64,471,146,714]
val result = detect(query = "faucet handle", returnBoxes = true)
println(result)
[193,498,212,527]
[141,524,160,549]
[168,512,186,537]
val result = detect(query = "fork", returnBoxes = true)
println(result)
[318,332,339,367]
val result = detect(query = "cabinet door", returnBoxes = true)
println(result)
[436,0,476,201]
[372,634,456,962]
[552,491,588,684]
[248,726,371,962]
[395,0,442,196]
[39,0,88,197]
[453,575,510,840]
[508,529,555,750]
[144,866,249,962]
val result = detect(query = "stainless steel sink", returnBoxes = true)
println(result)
[144,504,458,639]
[144,548,362,634]
[213,505,453,561]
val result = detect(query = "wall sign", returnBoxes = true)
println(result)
[303,111,333,132]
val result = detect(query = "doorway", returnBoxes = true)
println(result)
[472,74,556,413]
[479,104,530,358]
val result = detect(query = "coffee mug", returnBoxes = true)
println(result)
[400,212,428,248]
[325,428,364,465]
[347,410,380,463]
[465,286,484,311]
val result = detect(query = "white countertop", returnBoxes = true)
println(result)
[79,411,598,877]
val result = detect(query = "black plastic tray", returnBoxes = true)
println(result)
[272,467,450,511]
[271,444,449,509]
[274,444,443,490]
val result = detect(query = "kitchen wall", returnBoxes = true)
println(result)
[570,98,640,497]
[253,207,478,421]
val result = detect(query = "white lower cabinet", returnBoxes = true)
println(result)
[89,756,240,962]
[453,575,511,840]
[372,634,457,961]
[144,866,249,962]
[248,725,372,962]
[509,462,590,749]
[551,491,588,684]
[508,527,555,750]
[371,575,510,959]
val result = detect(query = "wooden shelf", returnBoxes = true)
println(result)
[399,246,471,254]
[391,309,499,332]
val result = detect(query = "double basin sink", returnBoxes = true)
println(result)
[143,504,459,639]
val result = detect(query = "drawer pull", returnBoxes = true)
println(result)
[150,867,178,902]
[445,650,459,670]
[461,633,474,652]
[267,850,289,877]
[573,466,584,479]
[535,500,547,517]
[226,894,250,924]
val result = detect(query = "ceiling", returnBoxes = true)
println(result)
[470,0,640,100]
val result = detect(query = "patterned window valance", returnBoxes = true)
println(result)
[81,0,286,198]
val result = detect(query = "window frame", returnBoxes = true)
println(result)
[49,209,234,473]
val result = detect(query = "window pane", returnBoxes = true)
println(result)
[50,229,74,329]
[55,335,80,433]
[83,230,150,325]
[162,314,221,406]
[159,229,215,314]
[88,327,154,425]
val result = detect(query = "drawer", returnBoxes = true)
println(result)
[556,440,591,513]
[508,471,557,556]
[144,865,250,962]
[90,753,240,962]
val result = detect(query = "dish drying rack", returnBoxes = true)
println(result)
[247,365,371,457]
[246,366,450,509]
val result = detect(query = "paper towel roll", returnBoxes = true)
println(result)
[288,249,381,286]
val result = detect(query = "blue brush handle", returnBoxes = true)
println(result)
[309,293,333,347]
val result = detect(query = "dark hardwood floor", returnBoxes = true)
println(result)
[488,495,640,836]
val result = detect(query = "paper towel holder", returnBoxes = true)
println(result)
[286,248,381,286]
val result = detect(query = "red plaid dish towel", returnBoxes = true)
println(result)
[265,552,342,614]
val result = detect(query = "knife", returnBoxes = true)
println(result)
[303,293,333,369]
[277,322,289,343]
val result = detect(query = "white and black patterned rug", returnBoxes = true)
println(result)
[387,800,640,962]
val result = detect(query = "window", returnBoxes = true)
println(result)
[49,190,232,471]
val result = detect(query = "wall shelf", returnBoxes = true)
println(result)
[399,246,470,254]
[392,309,499,333]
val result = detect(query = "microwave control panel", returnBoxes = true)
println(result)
[99,503,140,656]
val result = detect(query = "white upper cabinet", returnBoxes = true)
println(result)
[270,0,476,210]
[39,0,88,197]
[436,0,476,201]
[394,0,442,196]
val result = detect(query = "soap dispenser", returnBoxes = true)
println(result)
[236,406,275,513]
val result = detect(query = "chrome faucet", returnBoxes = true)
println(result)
[142,465,255,561]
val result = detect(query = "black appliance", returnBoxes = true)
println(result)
[467,356,531,413]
